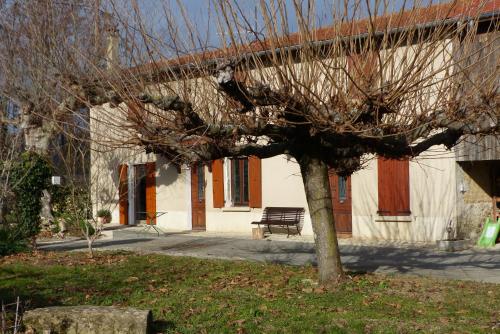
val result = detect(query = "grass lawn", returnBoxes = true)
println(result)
[0,251,498,333]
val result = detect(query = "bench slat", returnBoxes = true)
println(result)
[252,207,305,237]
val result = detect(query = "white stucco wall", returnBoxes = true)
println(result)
[204,155,313,236]
[89,37,459,242]
[92,103,459,242]
[352,148,458,242]
[90,105,190,230]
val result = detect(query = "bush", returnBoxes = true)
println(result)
[0,225,28,256]
[80,220,96,236]
[9,151,52,240]
[50,184,92,237]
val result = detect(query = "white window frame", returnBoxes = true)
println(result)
[223,158,233,207]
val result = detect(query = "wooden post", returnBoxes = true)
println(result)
[14,296,20,334]
[252,227,264,240]
[1,300,6,333]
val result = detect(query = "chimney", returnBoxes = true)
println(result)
[103,12,119,70]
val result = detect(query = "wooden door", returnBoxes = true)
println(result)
[191,163,206,230]
[329,172,352,235]
[145,162,157,224]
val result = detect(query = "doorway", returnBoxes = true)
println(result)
[118,162,156,225]
[191,163,206,230]
[329,172,352,236]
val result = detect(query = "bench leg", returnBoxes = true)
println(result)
[268,224,272,234]
[287,224,290,238]
[296,224,301,236]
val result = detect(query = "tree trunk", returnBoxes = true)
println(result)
[20,103,53,155]
[87,239,94,258]
[298,155,345,284]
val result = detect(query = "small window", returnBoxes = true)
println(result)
[338,176,347,202]
[197,164,205,201]
[231,158,249,206]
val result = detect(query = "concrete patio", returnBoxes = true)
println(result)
[38,225,500,284]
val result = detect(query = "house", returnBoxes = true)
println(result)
[90,1,499,243]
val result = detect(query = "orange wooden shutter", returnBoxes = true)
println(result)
[212,159,224,208]
[145,162,157,224]
[377,158,410,216]
[118,164,129,225]
[248,156,262,208]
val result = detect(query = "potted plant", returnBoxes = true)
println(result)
[96,209,112,225]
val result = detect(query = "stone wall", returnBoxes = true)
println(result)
[455,161,495,240]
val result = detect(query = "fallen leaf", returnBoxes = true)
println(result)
[125,276,139,283]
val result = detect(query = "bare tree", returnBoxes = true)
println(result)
[0,0,109,155]
[0,0,115,240]
[10,0,500,283]
[0,97,23,225]
[51,121,120,258]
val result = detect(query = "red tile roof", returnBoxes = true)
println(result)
[128,0,499,75]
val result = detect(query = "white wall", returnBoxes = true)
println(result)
[204,155,314,235]
[90,104,190,230]
[154,157,190,230]
[352,148,457,242]
[91,122,458,242]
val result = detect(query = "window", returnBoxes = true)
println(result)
[377,158,410,216]
[197,164,205,201]
[338,176,347,202]
[231,158,249,206]
[212,157,261,208]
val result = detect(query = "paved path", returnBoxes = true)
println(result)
[38,229,500,283]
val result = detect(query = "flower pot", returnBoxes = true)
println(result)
[97,216,111,225]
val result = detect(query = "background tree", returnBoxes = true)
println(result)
[0,0,115,242]
[0,97,22,225]
[12,0,500,283]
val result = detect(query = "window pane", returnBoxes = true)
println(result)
[243,159,249,203]
[231,158,249,206]
[338,176,347,201]
[233,159,241,204]
[197,164,204,201]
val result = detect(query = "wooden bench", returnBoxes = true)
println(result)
[251,207,305,238]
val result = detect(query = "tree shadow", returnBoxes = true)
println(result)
[152,320,176,332]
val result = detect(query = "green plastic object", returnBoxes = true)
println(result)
[477,217,500,248]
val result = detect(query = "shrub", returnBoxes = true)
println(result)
[0,225,28,256]
[50,184,92,236]
[9,152,52,241]
[80,220,96,236]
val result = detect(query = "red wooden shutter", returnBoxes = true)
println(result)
[377,158,410,216]
[118,164,129,225]
[145,162,156,224]
[248,156,262,208]
[212,159,224,208]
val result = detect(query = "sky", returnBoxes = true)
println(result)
[108,0,450,58]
